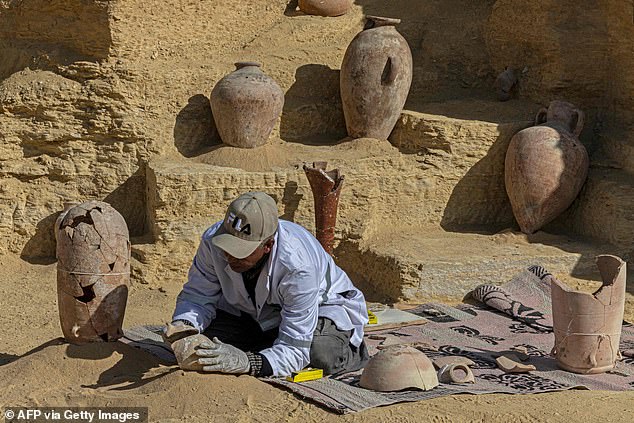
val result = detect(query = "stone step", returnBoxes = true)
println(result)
[139,100,541,288]
[594,129,634,174]
[566,167,634,250]
[335,227,627,303]
[147,100,534,243]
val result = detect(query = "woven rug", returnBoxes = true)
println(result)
[121,266,634,414]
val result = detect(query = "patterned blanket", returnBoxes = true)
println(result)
[122,266,634,414]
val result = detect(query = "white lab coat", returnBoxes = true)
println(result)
[172,219,368,376]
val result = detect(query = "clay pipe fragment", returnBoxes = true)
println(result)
[303,161,344,255]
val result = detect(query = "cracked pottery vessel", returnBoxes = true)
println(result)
[359,345,438,391]
[298,0,353,16]
[551,255,626,374]
[56,201,130,344]
[210,62,284,148]
[505,100,589,234]
[303,161,344,255]
[340,15,413,140]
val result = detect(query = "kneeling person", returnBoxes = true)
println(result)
[164,192,369,377]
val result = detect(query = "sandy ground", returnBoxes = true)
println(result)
[1,253,633,422]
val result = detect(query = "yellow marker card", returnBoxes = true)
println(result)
[286,368,324,382]
[367,310,378,325]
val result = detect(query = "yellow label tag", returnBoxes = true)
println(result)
[286,368,324,382]
[367,310,378,325]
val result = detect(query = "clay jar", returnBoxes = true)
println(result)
[340,16,413,140]
[210,62,284,148]
[551,255,626,374]
[298,0,353,17]
[56,201,130,343]
[505,100,589,233]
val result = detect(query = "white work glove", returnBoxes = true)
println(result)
[195,337,251,374]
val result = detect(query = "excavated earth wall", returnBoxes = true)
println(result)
[1,0,633,300]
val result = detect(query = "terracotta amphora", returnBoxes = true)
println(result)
[551,255,626,374]
[340,16,413,140]
[298,0,353,16]
[210,62,284,148]
[56,201,130,344]
[505,100,589,233]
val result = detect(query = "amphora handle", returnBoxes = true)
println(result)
[570,109,585,137]
[535,108,548,125]
[382,56,399,84]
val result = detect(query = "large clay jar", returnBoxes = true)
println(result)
[298,0,353,16]
[551,255,626,374]
[56,201,130,344]
[210,62,284,148]
[340,16,413,140]
[505,100,589,233]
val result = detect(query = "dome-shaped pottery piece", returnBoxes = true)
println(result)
[340,16,413,140]
[56,201,130,343]
[298,0,353,16]
[210,62,284,148]
[359,345,438,392]
[551,255,626,374]
[505,100,589,233]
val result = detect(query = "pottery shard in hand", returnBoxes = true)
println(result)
[504,100,589,234]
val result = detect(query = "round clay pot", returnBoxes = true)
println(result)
[505,100,589,234]
[298,0,353,17]
[340,16,413,140]
[210,62,284,148]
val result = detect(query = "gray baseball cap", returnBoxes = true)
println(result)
[212,192,279,259]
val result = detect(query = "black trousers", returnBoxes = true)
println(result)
[202,310,369,375]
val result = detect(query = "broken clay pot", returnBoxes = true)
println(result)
[340,15,413,140]
[359,345,438,392]
[432,355,475,369]
[210,62,284,148]
[298,0,353,16]
[505,100,589,234]
[54,202,79,244]
[303,161,344,255]
[551,255,626,374]
[496,354,536,373]
[437,363,475,384]
[56,201,130,344]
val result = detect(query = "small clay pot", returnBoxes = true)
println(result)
[505,100,589,233]
[210,62,284,148]
[298,0,353,16]
[495,67,517,101]
[340,16,413,140]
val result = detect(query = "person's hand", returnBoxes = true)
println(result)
[195,337,250,374]
[171,333,213,371]
[162,320,198,344]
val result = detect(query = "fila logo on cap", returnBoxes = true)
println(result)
[226,212,251,235]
